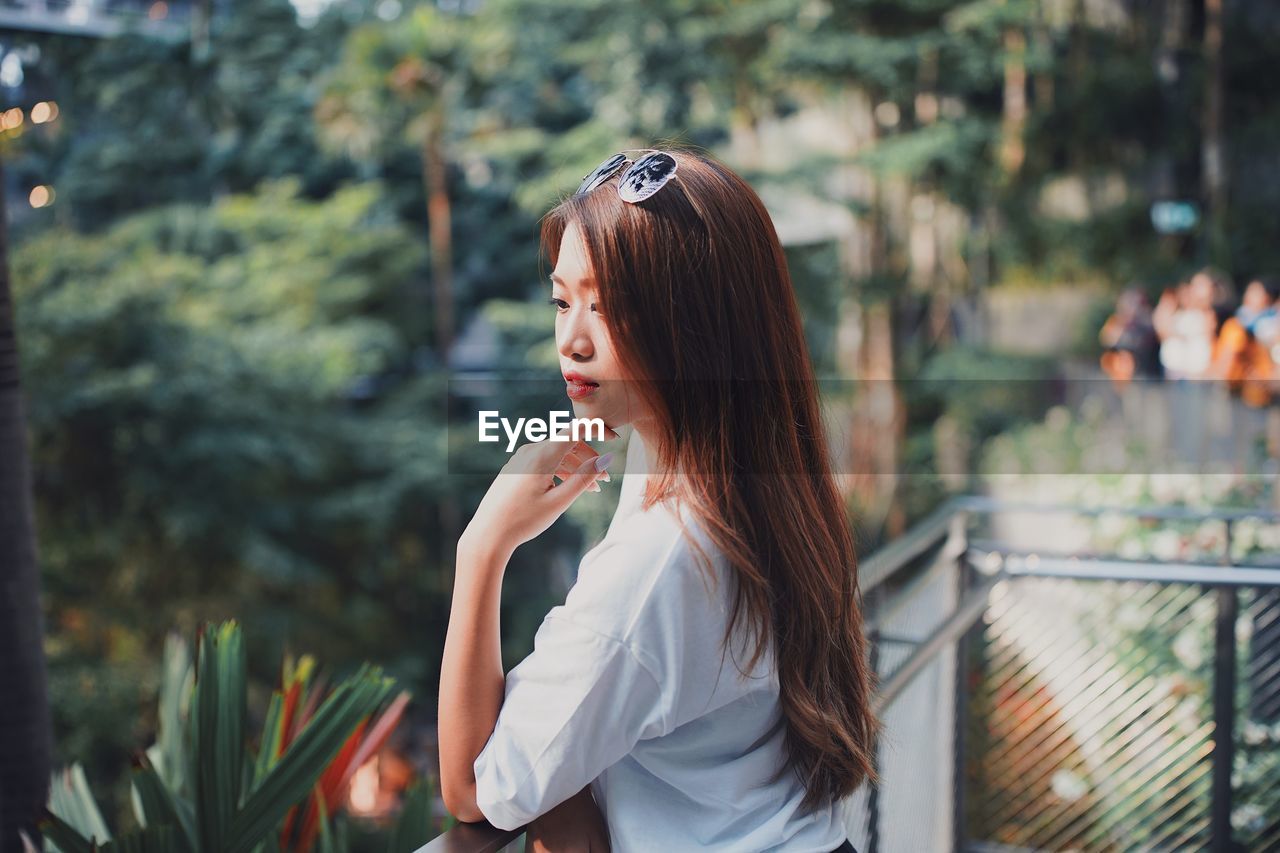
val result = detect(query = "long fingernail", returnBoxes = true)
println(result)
[594,452,614,472]
[602,470,612,482]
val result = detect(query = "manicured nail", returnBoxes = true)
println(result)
[594,452,614,472]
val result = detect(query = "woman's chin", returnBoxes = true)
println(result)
[571,400,625,431]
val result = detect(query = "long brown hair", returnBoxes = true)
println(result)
[540,145,879,810]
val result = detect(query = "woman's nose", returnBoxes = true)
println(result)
[557,310,594,361]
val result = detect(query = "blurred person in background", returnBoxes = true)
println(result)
[1205,266,1238,333]
[1154,271,1221,466]
[1100,286,1161,386]
[1213,275,1278,409]
[1154,270,1222,381]
[1212,275,1278,466]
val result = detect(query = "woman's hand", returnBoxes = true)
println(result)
[524,785,611,853]
[460,426,620,560]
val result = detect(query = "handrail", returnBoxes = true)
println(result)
[968,542,1280,587]
[955,494,1280,524]
[870,570,1002,713]
[859,497,963,593]
[866,512,968,629]
[413,820,523,853]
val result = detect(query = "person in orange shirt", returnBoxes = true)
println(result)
[1212,276,1278,408]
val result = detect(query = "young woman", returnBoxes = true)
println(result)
[439,147,878,851]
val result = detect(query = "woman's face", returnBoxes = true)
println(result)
[550,220,652,434]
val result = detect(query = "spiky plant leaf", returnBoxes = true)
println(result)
[386,780,434,853]
[224,666,396,853]
[250,689,286,795]
[130,759,196,853]
[155,632,195,796]
[39,810,97,853]
[192,621,247,853]
[46,765,111,848]
[102,824,178,853]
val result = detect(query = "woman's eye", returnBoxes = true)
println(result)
[546,297,601,316]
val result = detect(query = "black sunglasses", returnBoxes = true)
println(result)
[575,150,679,204]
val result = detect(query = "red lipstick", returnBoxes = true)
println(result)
[563,370,600,400]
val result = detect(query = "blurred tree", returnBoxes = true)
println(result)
[12,178,451,821]
[317,3,474,366]
[16,0,362,231]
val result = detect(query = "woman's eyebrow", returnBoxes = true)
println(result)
[550,272,595,288]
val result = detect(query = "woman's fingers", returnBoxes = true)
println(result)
[554,461,601,492]
[519,422,620,491]
[546,454,614,512]
[549,438,611,484]
[555,448,607,493]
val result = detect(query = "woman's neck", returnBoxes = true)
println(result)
[624,420,690,511]
[626,418,678,477]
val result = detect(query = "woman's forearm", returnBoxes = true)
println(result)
[438,535,513,822]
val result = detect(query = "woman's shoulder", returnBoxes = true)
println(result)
[556,500,730,648]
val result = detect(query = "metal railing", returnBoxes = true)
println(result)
[956,500,1280,853]
[417,496,1280,853]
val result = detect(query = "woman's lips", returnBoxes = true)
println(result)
[563,371,599,399]
[566,379,599,400]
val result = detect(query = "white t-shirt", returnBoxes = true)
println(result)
[472,432,852,851]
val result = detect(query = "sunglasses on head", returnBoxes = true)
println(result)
[575,150,679,204]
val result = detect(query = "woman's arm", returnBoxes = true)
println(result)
[438,534,513,822]
[437,433,617,822]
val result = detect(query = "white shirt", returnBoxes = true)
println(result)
[473,431,852,851]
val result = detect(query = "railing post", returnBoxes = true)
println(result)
[950,511,970,853]
[1210,520,1237,853]
[867,627,881,853]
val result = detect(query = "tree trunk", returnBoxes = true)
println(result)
[421,111,454,368]
[0,155,53,851]
[419,110,459,577]
[1202,0,1227,263]
[1000,27,1028,177]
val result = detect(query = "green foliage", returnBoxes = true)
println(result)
[16,179,448,820]
[19,0,362,230]
[44,620,411,853]
[914,344,1059,441]
[22,186,434,602]
[192,622,245,851]
[47,765,112,847]
[857,118,993,182]
[784,240,847,377]
[384,782,433,853]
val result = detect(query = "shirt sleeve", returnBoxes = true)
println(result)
[472,610,669,830]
